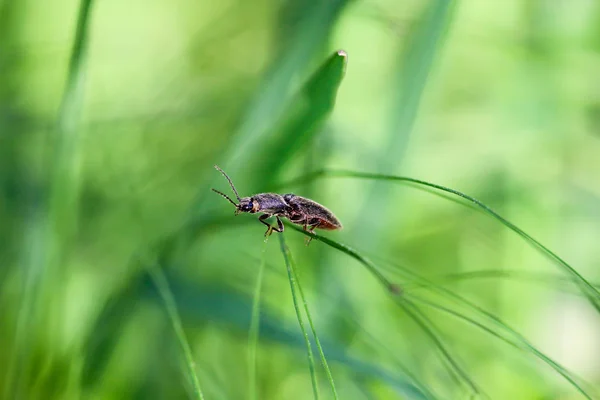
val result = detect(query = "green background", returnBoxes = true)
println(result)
[1,0,599,399]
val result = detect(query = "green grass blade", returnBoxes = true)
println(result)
[282,225,480,396]
[211,1,349,194]
[248,240,267,400]
[369,254,598,398]
[396,298,482,397]
[383,0,454,170]
[408,294,597,399]
[145,270,428,399]
[285,223,400,295]
[403,270,600,295]
[257,49,348,188]
[278,235,320,400]
[5,1,95,397]
[353,0,454,246]
[148,265,205,400]
[282,236,339,400]
[48,0,94,254]
[282,169,600,311]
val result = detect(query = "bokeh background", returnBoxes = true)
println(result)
[1,0,599,399]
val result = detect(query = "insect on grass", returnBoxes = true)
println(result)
[211,165,342,244]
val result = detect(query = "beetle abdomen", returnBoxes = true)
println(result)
[283,194,342,230]
[314,218,342,230]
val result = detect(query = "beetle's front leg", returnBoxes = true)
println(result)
[258,213,274,237]
[258,214,284,237]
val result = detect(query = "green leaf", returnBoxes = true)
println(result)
[282,169,600,311]
[257,50,348,188]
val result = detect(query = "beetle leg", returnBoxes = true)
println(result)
[258,213,274,237]
[304,221,319,246]
[289,213,304,223]
[274,216,284,233]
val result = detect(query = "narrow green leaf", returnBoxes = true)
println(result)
[5,1,95,397]
[248,241,268,400]
[285,223,399,294]
[224,1,349,170]
[280,235,339,400]
[257,50,348,187]
[408,295,597,399]
[354,0,455,246]
[278,235,320,399]
[282,169,600,312]
[148,265,205,400]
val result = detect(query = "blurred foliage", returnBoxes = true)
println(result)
[1,0,600,399]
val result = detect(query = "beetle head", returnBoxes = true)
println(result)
[212,165,259,216]
[236,197,257,215]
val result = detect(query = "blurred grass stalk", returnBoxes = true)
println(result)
[247,241,267,400]
[5,0,95,398]
[352,0,455,247]
[278,234,338,400]
[149,265,205,399]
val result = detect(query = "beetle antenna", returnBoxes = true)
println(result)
[214,165,241,202]
[211,188,238,207]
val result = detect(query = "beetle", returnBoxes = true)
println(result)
[211,165,342,242]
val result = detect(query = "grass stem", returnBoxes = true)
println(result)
[149,266,205,400]
[278,235,320,400]
[248,240,268,400]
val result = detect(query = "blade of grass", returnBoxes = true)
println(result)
[248,240,268,400]
[283,224,481,396]
[285,223,400,295]
[396,298,482,397]
[403,269,600,294]
[257,49,347,189]
[239,252,437,400]
[282,169,600,312]
[143,266,430,399]
[148,265,205,400]
[280,235,339,400]
[283,223,594,397]
[5,0,94,397]
[369,254,598,398]
[277,235,320,399]
[224,1,349,169]
[353,0,454,247]
[195,1,349,214]
[407,294,597,399]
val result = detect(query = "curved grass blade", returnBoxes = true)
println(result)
[277,235,320,399]
[354,0,455,247]
[285,223,400,295]
[407,294,597,399]
[240,252,438,400]
[5,0,95,397]
[403,269,600,295]
[203,1,349,210]
[369,255,598,398]
[248,241,268,400]
[283,225,482,396]
[142,265,429,399]
[148,265,205,400]
[257,49,348,188]
[282,169,600,312]
[279,235,339,400]
[281,224,595,397]
[396,298,482,397]
[81,279,143,388]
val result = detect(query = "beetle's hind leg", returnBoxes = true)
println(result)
[258,214,284,238]
[304,219,320,246]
